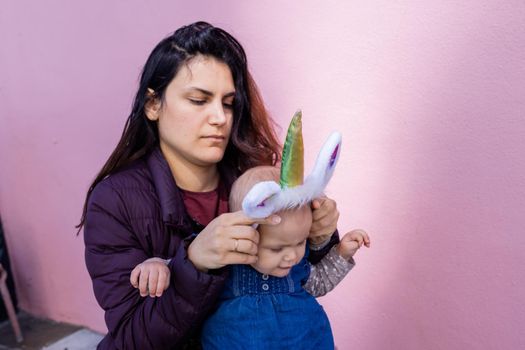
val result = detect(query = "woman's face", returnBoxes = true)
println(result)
[147,55,235,171]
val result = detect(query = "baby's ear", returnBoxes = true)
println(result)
[242,181,281,219]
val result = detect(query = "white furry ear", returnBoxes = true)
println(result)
[242,181,281,218]
[302,131,342,198]
[241,132,342,219]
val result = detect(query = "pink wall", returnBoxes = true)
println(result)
[1,1,524,349]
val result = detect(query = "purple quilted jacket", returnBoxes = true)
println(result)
[84,148,235,349]
[84,147,339,349]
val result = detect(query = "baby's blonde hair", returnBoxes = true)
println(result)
[229,166,280,212]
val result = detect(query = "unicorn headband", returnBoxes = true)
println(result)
[242,110,342,218]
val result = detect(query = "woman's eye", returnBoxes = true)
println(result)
[189,99,206,105]
[223,103,234,110]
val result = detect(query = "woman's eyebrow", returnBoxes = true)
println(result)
[187,87,235,97]
[187,87,213,96]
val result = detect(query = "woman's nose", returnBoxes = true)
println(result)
[208,102,227,125]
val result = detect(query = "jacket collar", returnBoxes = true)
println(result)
[146,147,237,229]
[146,147,187,227]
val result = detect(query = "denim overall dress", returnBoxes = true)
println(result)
[201,255,334,349]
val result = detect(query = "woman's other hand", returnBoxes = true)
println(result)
[309,196,340,244]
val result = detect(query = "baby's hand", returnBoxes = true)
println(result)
[130,257,171,298]
[337,229,371,260]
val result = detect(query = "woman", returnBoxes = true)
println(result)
[79,22,340,349]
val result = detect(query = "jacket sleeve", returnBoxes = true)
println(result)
[84,181,227,349]
[307,229,340,265]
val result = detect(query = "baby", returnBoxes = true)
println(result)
[200,165,370,349]
[227,166,369,294]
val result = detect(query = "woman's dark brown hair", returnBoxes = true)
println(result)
[77,21,281,232]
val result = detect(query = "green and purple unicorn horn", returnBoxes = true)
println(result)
[242,110,342,218]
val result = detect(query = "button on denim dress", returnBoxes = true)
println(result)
[201,255,334,349]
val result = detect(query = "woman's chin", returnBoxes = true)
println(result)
[195,150,226,165]
[189,154,225,168]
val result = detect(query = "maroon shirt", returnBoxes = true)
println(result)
[180,180,229,227]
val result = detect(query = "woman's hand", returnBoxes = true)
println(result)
[187,211,281,272]
[309,196,340,244]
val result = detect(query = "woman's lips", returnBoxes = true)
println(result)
[202,135,225,143]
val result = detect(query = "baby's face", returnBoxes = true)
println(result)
[251,206,312,277]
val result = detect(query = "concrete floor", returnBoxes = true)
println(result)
[0,312,102,350]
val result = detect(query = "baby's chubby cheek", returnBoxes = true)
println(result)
[250,257,269,273]
[249,251,275,275]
